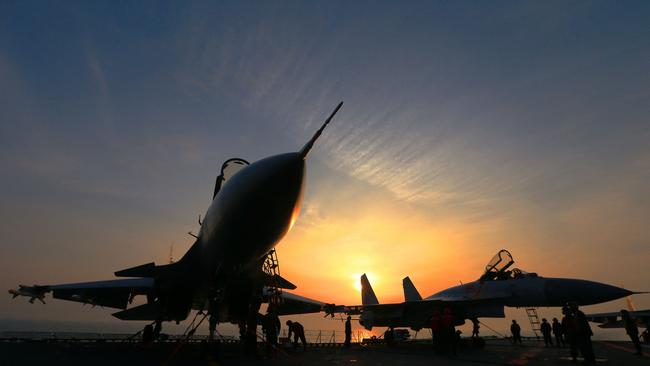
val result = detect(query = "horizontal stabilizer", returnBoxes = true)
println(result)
[114,262,157,277]
[361,274,379,305]
[114,262,182,278]
[112,302,162,320]
[115,241,199,278]
[402,276,422,301]
[263,273,297,290]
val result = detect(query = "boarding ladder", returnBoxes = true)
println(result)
[525,307,541,338]
[262,249,283,308]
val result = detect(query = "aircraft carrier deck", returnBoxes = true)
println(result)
[1,338,648,366]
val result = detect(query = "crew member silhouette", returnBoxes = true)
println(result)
[621,310,643,355]
[510,320,522,345]
[552,317,565,347]
[262,308,281,356]
[540,318,553,346]
[344,315,352,348]
[286,320,307,350]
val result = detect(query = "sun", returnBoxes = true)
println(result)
[353,279,362,292]
[351,273,363,292]
[351,272,377,293]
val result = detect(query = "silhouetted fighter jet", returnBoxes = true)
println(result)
[347,250,643,331]
[9,102,343,338]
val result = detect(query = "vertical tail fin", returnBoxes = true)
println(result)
[402,276,422,301]
[360,274,379,305]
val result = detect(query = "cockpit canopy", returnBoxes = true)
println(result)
[479,249,537,281]
[213,158,250,199]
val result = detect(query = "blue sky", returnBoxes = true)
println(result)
[1,1,649,337]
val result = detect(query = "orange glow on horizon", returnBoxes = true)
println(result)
[277,194,500,306]
[275,156,650,319]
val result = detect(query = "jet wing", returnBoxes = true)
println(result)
[585,309,650,328]
[271,291,342,316]
[13,278,155,310]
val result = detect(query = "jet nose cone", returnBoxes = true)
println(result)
[232,152,305,247]
[545,278,632,306]
[253,152,305,202]
[200,152,306,265]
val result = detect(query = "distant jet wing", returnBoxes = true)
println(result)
[41,278,154,309]
[585,309,650,328]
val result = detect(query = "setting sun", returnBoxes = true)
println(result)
[351,272,378,293]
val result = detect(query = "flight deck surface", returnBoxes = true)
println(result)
[1,339,648,366]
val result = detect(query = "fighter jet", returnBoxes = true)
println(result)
[9,102,343,339]
[350,249,641,331]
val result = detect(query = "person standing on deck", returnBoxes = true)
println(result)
[540,318,553,347]
[510,320,522,345]
[562,305,579,362]
[621,310,643,355]
[552,318,565,347]
[344,315,352,348]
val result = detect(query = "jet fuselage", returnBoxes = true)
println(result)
[428,276,632,308]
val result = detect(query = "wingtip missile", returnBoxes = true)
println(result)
[299,101,343,159]
[9,285,48,304]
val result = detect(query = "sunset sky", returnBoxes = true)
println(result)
[1,1,649,338]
